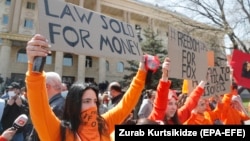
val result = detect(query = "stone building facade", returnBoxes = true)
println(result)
[0,0,224,88]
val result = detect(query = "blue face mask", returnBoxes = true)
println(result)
[61,90,68,98]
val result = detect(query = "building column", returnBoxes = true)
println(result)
[77,55,86,82]
[10,0,23,33]
[79,0,84,7]
[95,0,101,12]
[98,58,106,83]
[0,39,12,80]
[94,0,106,83]
[123,11,131,23]
[54,52,63,76]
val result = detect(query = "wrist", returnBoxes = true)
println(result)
[198,80,206,88]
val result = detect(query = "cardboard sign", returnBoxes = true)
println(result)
[167,26,208,81]
[207,51,214,67]
[37,0,142,61]
[231,49,250,88]
[188,66,231,98]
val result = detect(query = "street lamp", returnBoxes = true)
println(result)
[135,24,143,42]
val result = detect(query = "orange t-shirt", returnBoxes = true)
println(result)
[26,63,146,141]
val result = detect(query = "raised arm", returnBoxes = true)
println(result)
[25,34,60,141]
[148,57,171,121]
[177,80,206,123]
[102,55,147,134]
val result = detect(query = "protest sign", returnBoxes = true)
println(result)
[231,49,250,88]
[187,66,231,98]
[37,0,142,61]
[168,26,208,81]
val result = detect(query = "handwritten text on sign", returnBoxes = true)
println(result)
[38,0,142,60]
[168,26,208,81]
[189,66,231,98]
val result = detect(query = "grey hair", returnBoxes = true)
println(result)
[45,72,62,91]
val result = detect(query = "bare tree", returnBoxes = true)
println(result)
[166,0,250,53]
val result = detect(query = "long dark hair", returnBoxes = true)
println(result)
[164,112,181,125]
[60,82,109,141]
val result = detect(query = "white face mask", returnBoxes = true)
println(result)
[107,91,112,98]
[61,91,68,98]
[8,91,16,99]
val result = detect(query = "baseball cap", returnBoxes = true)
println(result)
[7,82,21,89]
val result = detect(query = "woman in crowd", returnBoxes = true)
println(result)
[148,57,207,124]
[183,96,223,125]
[25,34,148,141]
[220,87,250,124]
[137,89,156,119]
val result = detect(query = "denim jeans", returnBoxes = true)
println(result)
[11,132,24,141]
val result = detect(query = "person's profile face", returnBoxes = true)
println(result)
[196,99,206,113]
[166,98,177,118]
[81,89,98,111]
[231,101,241,111]
[247,63,250,71]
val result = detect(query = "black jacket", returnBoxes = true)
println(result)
[27,93,65,141]
[1,97,29,134]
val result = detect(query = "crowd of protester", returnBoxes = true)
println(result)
[0,34,249,141]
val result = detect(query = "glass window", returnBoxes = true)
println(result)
[63,53,73,66]
[26,2,35,10]
[117,62,124,72]
[17,49,27,63]
[106,61,109,71]
[5,0,11,5]
[46,54,52,65]
[2,15,9,25]
[85,56,92,68]
[24,19,33,29]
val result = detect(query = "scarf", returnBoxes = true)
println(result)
[77,107,100,141]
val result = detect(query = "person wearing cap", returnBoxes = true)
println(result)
[1,82,20,100]
[148,57,207,124]
[1,82,29,141]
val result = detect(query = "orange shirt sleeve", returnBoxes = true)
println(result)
[26,63,61,141]
[0,136,7,141]
[178,86,204,123]
[206,105,222,122]
[102,69,146,134]
[148,80,171,121]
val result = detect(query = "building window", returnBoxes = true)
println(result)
[24,19,33,29]
[5,0,11,5]
[106,61,109,71]
[46,54,52,65]
[85,77,95,84]
[26,2,35,10]
[85,56,92,68]
[17,49,51,64]
[10,73,25,87]
[117,62,124,72]
[17,49,27,63]
[2,15,9,25]
[63,53,73,66]
[62,76,75,88]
